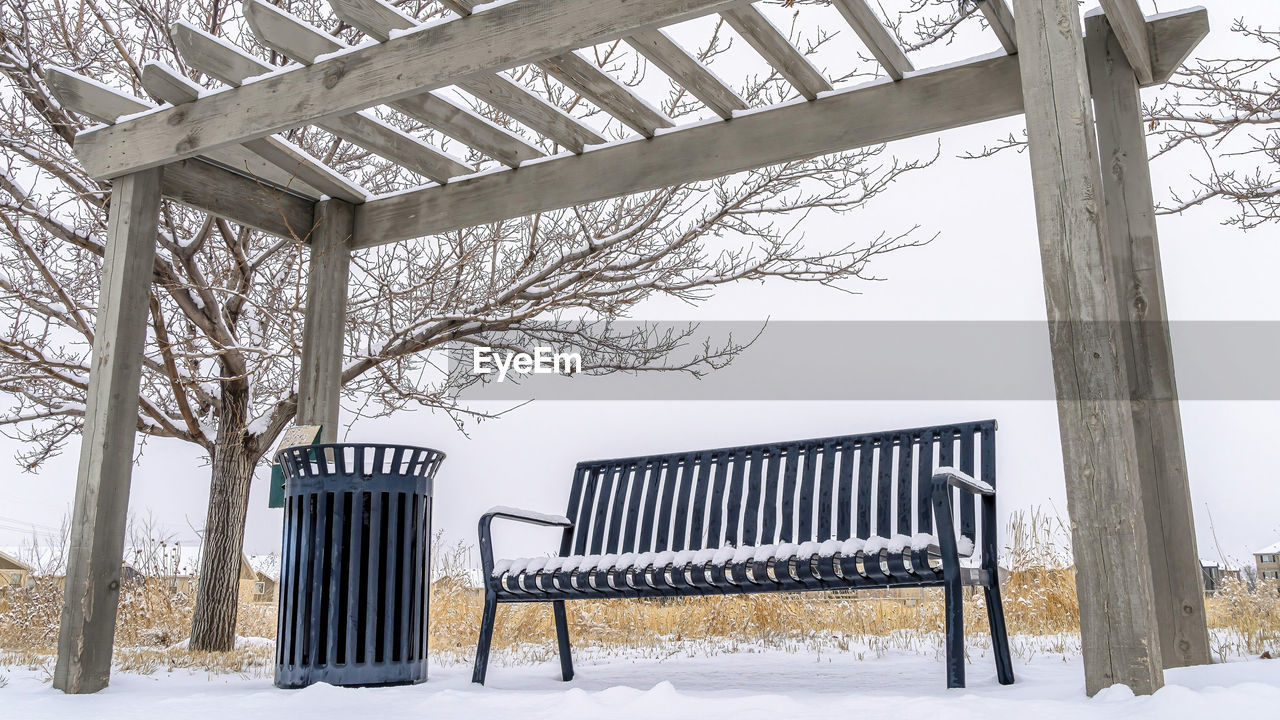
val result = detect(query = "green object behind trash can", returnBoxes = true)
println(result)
[267,425,323,508]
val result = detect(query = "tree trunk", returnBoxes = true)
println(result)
[189,382,257,652]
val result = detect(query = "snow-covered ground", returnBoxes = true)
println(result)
[2,645,1277,719]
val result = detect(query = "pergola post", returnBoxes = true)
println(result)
[1011,0,1163,695]
[297,199,353,442]
[1085,12,1211,669]
[54,168,163,694]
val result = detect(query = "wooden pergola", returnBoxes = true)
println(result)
[46,0,1210,697]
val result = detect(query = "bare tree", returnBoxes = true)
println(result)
[1147,19,1280,228]
[0,1,931,651]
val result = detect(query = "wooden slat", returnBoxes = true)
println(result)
[721,6,831,100]
[604,463,631,553]
[437,0,673,138]
[980,0,1018,54]
[620,460,648,552]
[46,65,327,199]
[52,167,162,694]
[875,441,892,538]
[653,458,680,552]
[175,20,538,172]
[140,62,367,202]
[379,85,542,168]
[670,455,697,552]
[243,0,472,182]
[343,0,670,140]
[317,112,471,183]
[855,440,873,539]
[686,455,712,550]
[740,448,764,546]
[1097,0,1154,84]
[75,0,744,179]
[353,7,1207,245]
[162,157,315,239]
[627,28,747,119]
[537,51,673,137]
[457,73,605,153]
[830,0,914,81]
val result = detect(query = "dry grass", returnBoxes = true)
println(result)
[1,510,1276,678]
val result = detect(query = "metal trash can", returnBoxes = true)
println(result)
[274,443,444,688]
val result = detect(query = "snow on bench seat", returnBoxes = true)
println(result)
[491,534,975,577]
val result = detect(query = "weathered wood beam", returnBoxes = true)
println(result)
[53,167,163,694]
[1098,0,1155,84]
[173,20,538,169]
[140,62,367,203]
[46,66,325,198]
[537,52,674,138]
[627,28,748,120]
[979,0,1018,54]
[44,66,316,235]
[357,51,1025,245]
[162,158,315,239]
[74,0,746,179]
[337,0,672,139]
[297,199,352,442]
[456,74,605,153]
[830,0,914,81]
[1085,11,1211,671]
[355,8,1207,246]
[242,0,472,182]
[721,5,832,100]
[1012,0,1163,695]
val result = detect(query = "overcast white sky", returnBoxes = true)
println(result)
[2,0,1277,571]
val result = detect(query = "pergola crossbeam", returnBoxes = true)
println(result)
[353,7,1207,247]
[174,20,538,169]
[242,0,474,182]
[627,28,748,119]
[47,66,326,199]
[140,62,368,203]
[250,0,602,154]
[1098,0,1155,84]
[831,0,914,81]
[979,0,1018,54]
[45,66,317,235]
[74,0,748,179]
[341,0,673,139]
[721,6,832,100]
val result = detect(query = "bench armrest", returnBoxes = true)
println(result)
[478,506,573,586]
[483,505,573,527]
[932,467,994,496]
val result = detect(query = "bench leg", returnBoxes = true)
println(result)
[472,592,498,685]
[552,600,574,681]
[984,582,1015,685]
[944,578,966,688]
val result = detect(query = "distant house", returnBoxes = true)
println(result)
[1200,560,1242,594]
[124,543,280,603]
[245,554,280,605]
[0,549,34,589]
[1256,541,1280,582]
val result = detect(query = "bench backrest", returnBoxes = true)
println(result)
[561,420,997,564]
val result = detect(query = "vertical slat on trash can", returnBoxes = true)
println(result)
[275,443,443,688]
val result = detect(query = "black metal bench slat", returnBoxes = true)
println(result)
[474,420,1012,690]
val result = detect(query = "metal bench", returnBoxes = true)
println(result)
[474,420,1014,688]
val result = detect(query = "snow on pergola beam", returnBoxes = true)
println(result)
[71,0,749,180]
[353,7,1208,247]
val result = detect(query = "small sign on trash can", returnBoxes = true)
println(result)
[274,443,444,688]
